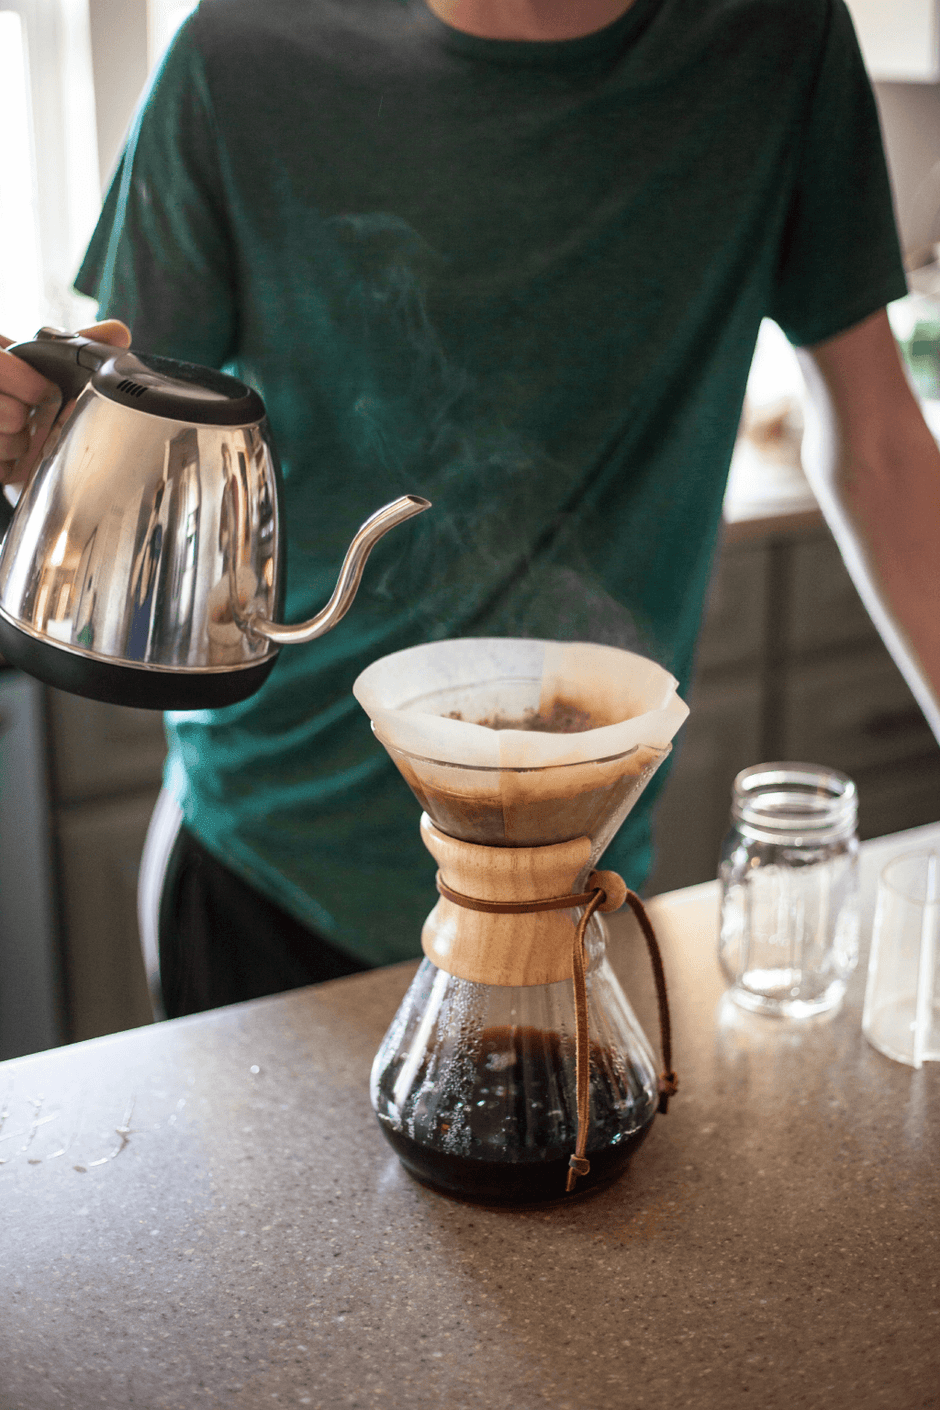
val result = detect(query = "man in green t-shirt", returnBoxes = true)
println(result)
[1,0,938,1017]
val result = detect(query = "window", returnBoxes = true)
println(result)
[0,0,197,340]
[0,0,100,337]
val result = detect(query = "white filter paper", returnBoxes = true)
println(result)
[353,638,689,768]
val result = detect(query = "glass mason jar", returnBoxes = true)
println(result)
[718,763,859,1018]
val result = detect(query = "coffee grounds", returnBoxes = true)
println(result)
[447,697,598,734]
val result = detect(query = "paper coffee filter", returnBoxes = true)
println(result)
[353,638,688,769]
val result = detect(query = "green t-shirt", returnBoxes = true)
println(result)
[77,0,905,965]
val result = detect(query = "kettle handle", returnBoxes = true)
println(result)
[8,327,110,401]
[0,329,116,535]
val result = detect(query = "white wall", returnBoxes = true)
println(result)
[88,0,149,189]
[874,82,940,263]
[846,0,939,82]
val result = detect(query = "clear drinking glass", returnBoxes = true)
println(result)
[862,851,940,1068]
[718,763,859,1018]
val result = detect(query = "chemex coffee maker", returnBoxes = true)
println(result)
[0,329,429,709]
[355,639,689,1205]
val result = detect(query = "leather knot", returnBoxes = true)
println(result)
[587,869,628,913]
[657,1069,679,1114]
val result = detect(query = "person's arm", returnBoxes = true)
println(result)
[796,307,940,743]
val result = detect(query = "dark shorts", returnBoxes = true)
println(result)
[158,825,371,1019]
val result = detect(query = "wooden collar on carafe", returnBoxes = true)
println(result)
[425,820,678,1195]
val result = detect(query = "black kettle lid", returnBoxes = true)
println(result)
[95,350,266,426]
[10,330,266,427]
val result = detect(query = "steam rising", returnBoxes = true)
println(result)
[325,212,661,661]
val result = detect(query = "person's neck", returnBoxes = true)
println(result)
[423,0,636,42]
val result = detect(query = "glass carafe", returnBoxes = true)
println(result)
[371,913,659,1205]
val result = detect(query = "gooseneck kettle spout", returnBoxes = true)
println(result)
[244,495,430,646]
[0,329,431,710]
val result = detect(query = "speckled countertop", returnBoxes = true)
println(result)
[2,824,938,1410]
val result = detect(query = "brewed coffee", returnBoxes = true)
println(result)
[374,1025,655,1206]
[389,743,663,848]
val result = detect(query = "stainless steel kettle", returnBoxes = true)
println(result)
[0,329,430,710]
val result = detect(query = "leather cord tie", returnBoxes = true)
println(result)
[435,870,678,1195]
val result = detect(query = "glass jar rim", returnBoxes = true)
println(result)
[731,761,857,841]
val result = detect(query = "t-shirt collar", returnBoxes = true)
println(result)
[411,0,661,68]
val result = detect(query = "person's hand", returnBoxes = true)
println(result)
[0,320,132,488]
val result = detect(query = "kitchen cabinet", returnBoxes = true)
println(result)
[648,521,940,894]
[0,673,62,1060]
[646,672,763,889]
[787,531,884,654]
[55,791,157,1042]
[689,538,767,674]
[45,689,165,1043]
[45,690,168,803]
[845,0,940,81]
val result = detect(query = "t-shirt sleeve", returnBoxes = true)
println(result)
[75,17,237,369]
[768,0,908,347]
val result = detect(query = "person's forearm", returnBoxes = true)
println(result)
[797,310,940,743]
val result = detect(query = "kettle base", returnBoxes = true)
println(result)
[0,613,279,710]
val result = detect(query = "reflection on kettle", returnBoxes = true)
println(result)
[0,329,430,710]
